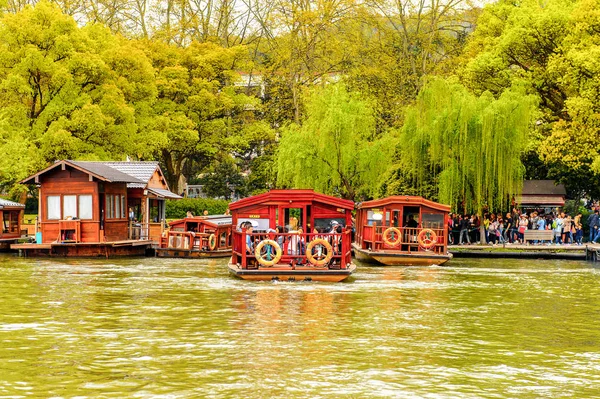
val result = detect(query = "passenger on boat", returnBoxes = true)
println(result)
[186,210,194,218]
[405,214,418,228]
[224,209,230,216]
[245,224,254,253]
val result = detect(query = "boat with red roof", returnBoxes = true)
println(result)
[228,189,356,282]
[353,196,452,266]
[156,215,232,258]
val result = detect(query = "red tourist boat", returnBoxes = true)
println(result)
[156,215,232,258]
[353,196,452,266]
[228,189,356,282]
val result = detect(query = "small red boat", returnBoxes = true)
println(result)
[228,189,356,282]
[353,196,452,266]
[156,215,232,258]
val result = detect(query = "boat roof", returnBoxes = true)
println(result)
[169,215,232,227]
[228,189,354,211]
[357,196,451,212]
[0,198,25,210]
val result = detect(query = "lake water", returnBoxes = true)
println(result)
[1,255,600,398]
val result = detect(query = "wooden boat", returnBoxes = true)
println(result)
[353,196,452,266]
[156,215,232,258]
[0,198,25,251]
[228,190,356,282]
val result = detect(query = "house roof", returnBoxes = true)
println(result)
[357,196,451,213]
[0,198,25,209]
[21,160,180,199]
[521,180,566,196]
[21,160,143,184]
[518,195,565,206]
[228,189,354,211]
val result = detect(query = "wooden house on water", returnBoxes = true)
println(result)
[0,198,25,250]
[12,160,181,257]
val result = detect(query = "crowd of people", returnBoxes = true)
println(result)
[448,208,600,246]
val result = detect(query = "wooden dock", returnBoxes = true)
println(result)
[449,243,587,260]
[11,240,155,258]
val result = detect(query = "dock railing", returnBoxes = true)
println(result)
[361,225,447,254]
[231,230,353,269]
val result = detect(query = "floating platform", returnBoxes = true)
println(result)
[228,262,357,282]
[449,244,587,260]
[156,248,231,258]
[11,240,154,257]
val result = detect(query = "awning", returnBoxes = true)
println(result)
[518,195,565,206]
[147,188,182,199]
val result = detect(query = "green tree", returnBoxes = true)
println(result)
[277,83,396,201]
[396,77,537,213]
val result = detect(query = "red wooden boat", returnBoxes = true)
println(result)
[353,196,452,266]
[228,190,356,282]
[156,215,232,258]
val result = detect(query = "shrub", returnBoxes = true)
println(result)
[166,198,230,219]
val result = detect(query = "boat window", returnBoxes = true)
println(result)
[238,218,269,232]
[47,196,61,220]
[314,218,345,232]
[422,212,444,229]
[366,211,383,226]
[392,210,400,227]
[284,208,303,231]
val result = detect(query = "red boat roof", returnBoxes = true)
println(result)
[358,196,450,212]
[228,189,354,211]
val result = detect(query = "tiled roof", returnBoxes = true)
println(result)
[522,180,566,196]
[69,161,143,183]
[103,162,159,184]
[0,198,25,209]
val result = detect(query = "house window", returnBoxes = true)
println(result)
[47,196,61,220]
[115,194,120,220]
[63,195,77,219]
[79,195,93,219]
[121,196,126,219]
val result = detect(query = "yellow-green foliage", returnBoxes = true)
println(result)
[277,83,396,201]
[400,78,537,213]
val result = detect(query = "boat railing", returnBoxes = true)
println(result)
[360,225,447,253]
[231,230,353,269]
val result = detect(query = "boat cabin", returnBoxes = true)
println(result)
[157,215,233,257]
[0,198,25,241]
[20,160,180,245]
[354,196,451,266]
[228,189,356,281]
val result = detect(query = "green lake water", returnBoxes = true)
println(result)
[1,254,600,398]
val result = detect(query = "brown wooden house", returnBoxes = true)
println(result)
[1,198,25,247]
[20,160,180,246]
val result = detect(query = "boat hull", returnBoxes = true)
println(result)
[352,243,452,266]
[156,248,231,258]
[227,262,356,282]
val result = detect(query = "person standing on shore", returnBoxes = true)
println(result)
[588,209,600,243]
[574,212,583,245]
[459,215,471,245]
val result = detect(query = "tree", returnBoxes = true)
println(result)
[277,83,396,201]
[395,77,537,213]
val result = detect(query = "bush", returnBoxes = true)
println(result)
[166,198,230,219]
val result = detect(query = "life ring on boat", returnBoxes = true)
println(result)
[208,233,217,250]
[417,229,437,249]
[254,239,282,267]
[306,238,333,267]
[382,227,402,247]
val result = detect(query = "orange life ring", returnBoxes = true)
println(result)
[254,239,282,267]
[382,227,402,247]
[417,229,437,249]
[306,238,333,267]
[208,233,217,250]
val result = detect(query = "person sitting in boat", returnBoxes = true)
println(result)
[245,224,254,253]
[186,210,194,218]
[405,214,418,229]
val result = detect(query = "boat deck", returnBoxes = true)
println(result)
[228,263,356,282]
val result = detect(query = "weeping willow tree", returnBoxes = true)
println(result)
[399,78,537,213]
[277,83,395,201]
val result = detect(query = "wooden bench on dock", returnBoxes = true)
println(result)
[524,230,554,244]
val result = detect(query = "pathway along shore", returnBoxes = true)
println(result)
[449,243,600,261]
